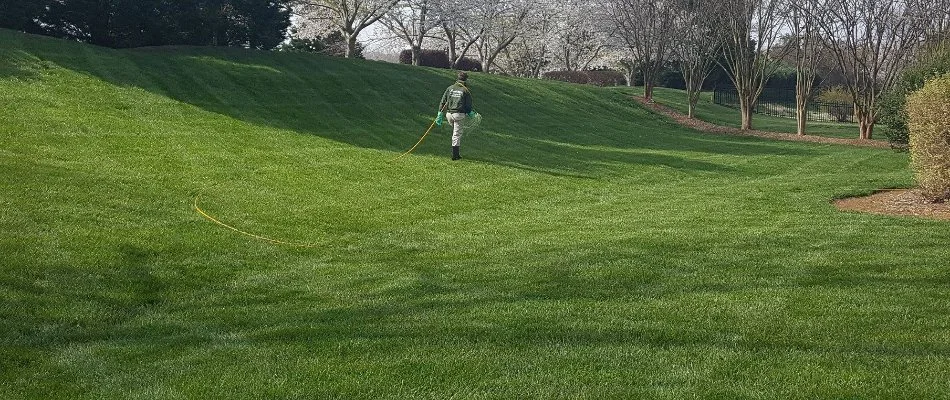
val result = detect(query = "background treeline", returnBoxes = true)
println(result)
[0,0,290,49]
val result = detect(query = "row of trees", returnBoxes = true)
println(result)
[1,0,289,49]
[5,0,950,140]
[295,0,950,140]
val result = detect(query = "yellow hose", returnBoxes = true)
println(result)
[193,191,319,248]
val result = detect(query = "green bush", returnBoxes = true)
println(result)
[879,40,950,148]
[878,90,910,148]
[906,74,950,202]
[818,86,853,122]
[276,32,363,59]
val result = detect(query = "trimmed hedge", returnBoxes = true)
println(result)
[454,57,482,73]
[398,49,481,72]
[906,74,950,202]
[541,70,626,87]
[399,49,450,69]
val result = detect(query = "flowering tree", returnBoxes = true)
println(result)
[293,0,401,58]
[379,0,444,65]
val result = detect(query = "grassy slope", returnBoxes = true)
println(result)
[2,29,949,399]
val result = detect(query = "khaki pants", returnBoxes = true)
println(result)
[446,112,467,147]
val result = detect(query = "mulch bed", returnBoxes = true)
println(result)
[633,97,891,149]
[634,97,949,221]
[834,189,950,221]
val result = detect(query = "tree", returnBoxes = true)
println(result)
[609,0,678,102]
[37,0,289,49]
[787,1,822,135]
[469,0,534,73]
[495,0,559,77]
[879,38,950,148]
[670,0,724,118]
[293,0,400,58]
[716,0,790,130]
[438,5,481,69]
[549,0,612,72]
[41,0,154,48]
[804,0,945,140]
[379,0,443,65]
[0,0,51,33]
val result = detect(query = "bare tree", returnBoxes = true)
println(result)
[293,0,400,58]
[670,0,724,118]
[788,2,822,135]
[804,0,945,140]
[609,0,678,102]
[379,0,443,65]
[717,0,790,130]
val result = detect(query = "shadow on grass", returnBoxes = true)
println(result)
[0,48,42,81]
[5,237,949,367]
[2,30,821,178]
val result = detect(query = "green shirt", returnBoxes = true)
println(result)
[440,81,473,114]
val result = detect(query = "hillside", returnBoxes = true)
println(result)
[3,29,950,399]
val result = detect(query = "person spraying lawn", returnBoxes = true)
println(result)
[436,71,478,160]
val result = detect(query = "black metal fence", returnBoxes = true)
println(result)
[713,88,854,123]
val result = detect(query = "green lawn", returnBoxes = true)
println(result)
[619,86,893,141]
[2,29,949,399]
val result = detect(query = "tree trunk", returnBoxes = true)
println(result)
[687,87,700,119]
[858,113,875,139]
[741,107,753,130]
[739,95,754,131]
[444,27,458,66]
[796,85,809,136]
[796,106,807,136]
[795,78,809,135]
[345,32,358,58]
[411,45,421,66]
[642,63,656,102]
[854,103,876,140]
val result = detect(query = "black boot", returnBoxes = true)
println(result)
[452,146,461,161]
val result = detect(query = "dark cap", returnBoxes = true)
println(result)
[457,71,468,81]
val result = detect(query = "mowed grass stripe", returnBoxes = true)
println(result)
[2,29,950,399]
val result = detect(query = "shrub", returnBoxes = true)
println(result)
[878,91,910,149]
[586,70,626,87]
[398,49,450,69]
[398,49,481,72]
[818,86,853,122]
[542,70,589,84]
[879,40,950,148]
[906,73,950,202]
[541,70,625,87]
[276,32,363,59]
[455,57,482,72]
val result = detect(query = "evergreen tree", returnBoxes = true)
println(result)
[0,0,52,33]
[11,0,290,49]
